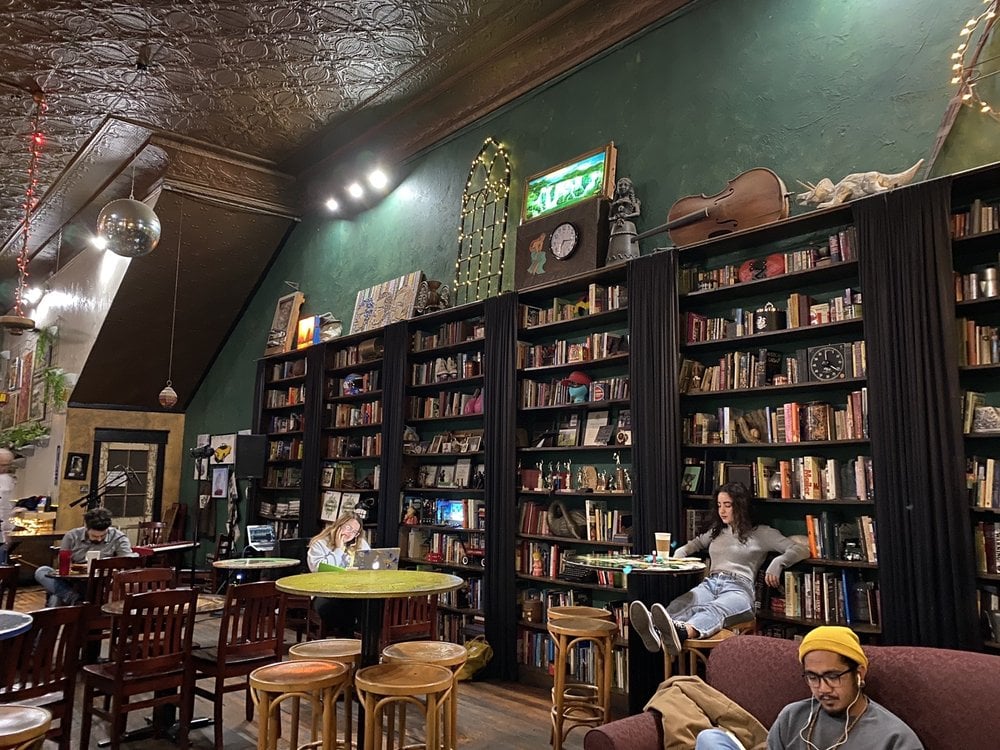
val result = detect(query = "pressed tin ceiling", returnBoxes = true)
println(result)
[0,0,692,409]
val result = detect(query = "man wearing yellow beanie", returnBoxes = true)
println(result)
[696,626,923,749]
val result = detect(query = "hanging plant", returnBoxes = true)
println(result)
[40,366,71,412]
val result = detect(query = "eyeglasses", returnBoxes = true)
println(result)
[802,668,853,688]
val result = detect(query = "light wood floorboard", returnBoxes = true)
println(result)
[11,586,591,749]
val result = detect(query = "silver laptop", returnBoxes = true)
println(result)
[353,547,400,570]
[246,524,276,553]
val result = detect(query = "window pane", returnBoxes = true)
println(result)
[108,449,129,467]
[124,494,145,517]
[129,452,148,472]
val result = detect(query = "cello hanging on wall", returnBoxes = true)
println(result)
[665,167,790,247]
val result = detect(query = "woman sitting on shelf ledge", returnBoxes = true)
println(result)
[630,482,808,657]
[307,511,371,635]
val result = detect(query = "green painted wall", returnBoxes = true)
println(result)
[183,0,990,531]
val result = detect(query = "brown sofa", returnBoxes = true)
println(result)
[584,635,1000,750]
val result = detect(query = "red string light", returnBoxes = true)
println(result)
[15,93,47,317]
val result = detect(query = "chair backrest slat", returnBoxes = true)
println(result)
[113,589,196,675]
[85,556,142,605]
[111,567,175,600]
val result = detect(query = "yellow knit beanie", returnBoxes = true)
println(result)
[798,626,868,669]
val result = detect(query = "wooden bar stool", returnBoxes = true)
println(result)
[289,638,362,749]
[355,662,453,750]
[546,616,618,750]
[0,706,52,750]
[663,619,756,678]
[546,605,611,622]
[381,641,467,750]
[249,659,349,750]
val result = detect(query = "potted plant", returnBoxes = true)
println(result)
[0,420,50,452]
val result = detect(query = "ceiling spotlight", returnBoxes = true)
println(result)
[325,197,340,212]
[368,169,389,190]
[347,182,364,199]
[90,235,109,250]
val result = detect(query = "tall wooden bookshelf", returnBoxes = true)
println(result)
[397,302,488,644]
[949,190,1000,652]
[513,266,633,697]
[255,348,312,540]
[676,209,882,639]
[319,331,386,536]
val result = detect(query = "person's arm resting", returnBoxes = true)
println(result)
[763,527,809,579]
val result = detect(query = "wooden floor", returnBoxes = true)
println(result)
[12,586,590,749]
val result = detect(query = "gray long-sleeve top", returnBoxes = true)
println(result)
[675,524,808,582]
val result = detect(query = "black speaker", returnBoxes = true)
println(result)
[234,434,267,478]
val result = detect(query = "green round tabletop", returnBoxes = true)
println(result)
[275,569,465,600]
[212,557,300,569]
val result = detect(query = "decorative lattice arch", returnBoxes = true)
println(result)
[453,138,511,304]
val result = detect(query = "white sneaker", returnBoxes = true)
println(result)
[651,603,683,657]
[629,601,661,653]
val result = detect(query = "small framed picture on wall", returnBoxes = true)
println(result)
[211,466,229,498]
[64,452,89,480]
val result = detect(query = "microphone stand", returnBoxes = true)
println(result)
[68,466,131,509]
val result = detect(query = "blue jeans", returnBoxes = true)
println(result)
[696,728,746,750]
[667,571,754,638]
[34,565,80,605]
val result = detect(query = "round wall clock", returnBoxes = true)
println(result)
[549,222,579,259]
[807,345,846,381]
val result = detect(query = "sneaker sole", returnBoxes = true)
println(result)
[651,603,682,657]
[629,601,661,653]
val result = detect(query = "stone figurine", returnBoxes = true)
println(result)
[796,159,923,208]
[606,177,642,263]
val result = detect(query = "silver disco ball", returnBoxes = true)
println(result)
[96,198,161,258]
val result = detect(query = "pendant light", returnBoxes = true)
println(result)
[97,163,161,258]
[158,197,182,409]
[0,92,46,335]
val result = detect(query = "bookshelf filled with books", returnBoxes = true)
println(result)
[513,267,633,694]
[319,332,385,532]
[256,349,311,539]
[397,302,488,644]
[951,194,1000,651]
[677,218,881,638]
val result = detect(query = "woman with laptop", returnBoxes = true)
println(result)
[307,512,370,635]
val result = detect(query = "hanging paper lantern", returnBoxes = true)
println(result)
[158,383,178,408]
[97,198,161,258]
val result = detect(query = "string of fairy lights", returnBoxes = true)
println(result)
[950,0,1000,120]
[454,137,511,304]
[14,93,47,321]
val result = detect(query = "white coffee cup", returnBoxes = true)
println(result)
[654,532,672,557]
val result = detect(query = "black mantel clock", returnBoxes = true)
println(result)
[514,143,617,291]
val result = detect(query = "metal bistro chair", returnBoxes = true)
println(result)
[79,588,198,750]
[0,605,85,750]
[192,580,286,750]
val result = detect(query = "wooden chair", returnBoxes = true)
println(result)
[191,580,286,750]
[183,534,232,593]
[0,565,18,609]
[0,605,85,750]
[81,556,142,663]
[110,567,176,600]
[79,588,198,750]
[136,521,164,546]
[381,594,439,646]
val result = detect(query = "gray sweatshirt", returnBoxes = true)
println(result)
[768,698,924,749]
[675,524,808,582]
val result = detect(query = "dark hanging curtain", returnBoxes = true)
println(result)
[628,251,682,556]
[376,322,409,547]
[854,180,980,649]
[483,292,518,679]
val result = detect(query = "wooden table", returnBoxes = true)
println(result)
[211,557,300,586]
[276,569,464,750]
[564,553,706,713]
[101,592,226,616]
[134,541,199,585]
[0,610,31,640]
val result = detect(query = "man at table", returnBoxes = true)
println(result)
[34,507,137,607]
